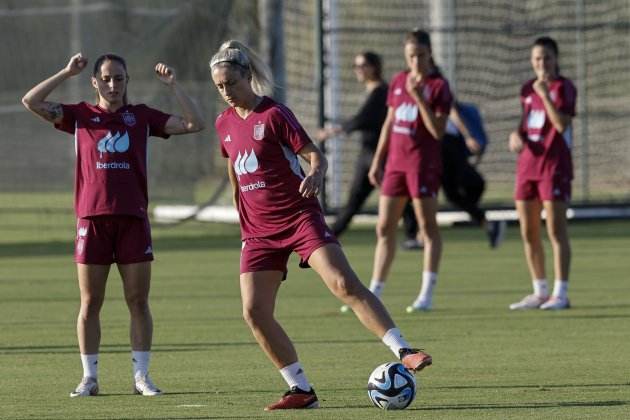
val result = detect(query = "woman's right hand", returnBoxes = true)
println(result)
[65,53,88,76]
[368,164,383,187]
[509,131,524,153]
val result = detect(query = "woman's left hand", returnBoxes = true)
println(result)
[299,171,322,198]
[155,62,176,85]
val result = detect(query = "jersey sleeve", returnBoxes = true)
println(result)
[432,79,453,115]
[273,104,312,153]
[54,103,80,134]
[557,79,577,117]
[143,105,171,139]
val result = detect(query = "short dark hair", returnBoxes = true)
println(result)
[405,28,432,50]
[92,53,128,77]
[359,51,383,79]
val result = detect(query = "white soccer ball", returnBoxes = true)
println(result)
[367,362,417,410]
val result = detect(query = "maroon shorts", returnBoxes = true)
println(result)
[240,211,339,279]
[514,175,572,202]
[75,215,154,265]
[381,169,440,198]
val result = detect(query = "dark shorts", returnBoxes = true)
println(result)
[514,175,572,202]
[381,169,440,199]
[240,211,339,279]
[75,215,154,265]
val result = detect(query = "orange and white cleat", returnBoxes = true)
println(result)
[399,348,432,372]
[264,386,319,411]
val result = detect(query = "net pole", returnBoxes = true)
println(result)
[575,0,589,200]
[429,0,456,91]
[323,0,341,209]
[315,0,328,211]
[258,0,286,103]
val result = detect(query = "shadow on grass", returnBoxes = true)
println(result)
[0,233,242,259]
[0,338,378,355]
[406,400,629,411]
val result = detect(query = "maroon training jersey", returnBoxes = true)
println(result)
[216,96,322,240]
[386,70,453,173]
[55,102,171,218]
[517,76,577,180]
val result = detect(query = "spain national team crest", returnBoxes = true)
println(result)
[253,123,265,141]
[122,111,136,127]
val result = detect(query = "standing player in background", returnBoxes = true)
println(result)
[22,53,205,396]
[368,29,453,312]
[315,51,388,237]
[508,36,576,310]
[401,101,507,248]
[210,40,432,411]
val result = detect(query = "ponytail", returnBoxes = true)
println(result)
[210,40,274,96]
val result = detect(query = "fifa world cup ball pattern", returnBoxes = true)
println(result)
[367,362,417,409]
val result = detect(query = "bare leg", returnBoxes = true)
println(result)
[543,200,571,281]
[240,271,297,368]
[411,197,441,273]
[309,244,395,337]
[371,195,409,283]
[118,262,153,351]
[76,264,110,354]
[516,200,545,280]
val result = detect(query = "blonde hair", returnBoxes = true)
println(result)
[210,40,274,96]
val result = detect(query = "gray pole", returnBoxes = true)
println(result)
[258,0,286,103]
[315,0,327,211]
[429,0,456,91]
[575,0,589,201]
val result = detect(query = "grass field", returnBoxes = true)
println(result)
[1,198,629,419]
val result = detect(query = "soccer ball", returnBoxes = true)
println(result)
[367,362,417,410]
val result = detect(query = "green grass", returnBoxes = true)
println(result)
[1,202,629,419]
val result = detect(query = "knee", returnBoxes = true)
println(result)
[375,220,396,239]
[79,294,104,318]
[125,292,149,314]
[520,225,540,244]
[242,303,272,330]
[328,273,362,300]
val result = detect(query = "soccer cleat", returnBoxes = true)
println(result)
[134,374,162,396]
[70,377,99,397]
[401,238,424,250]
[487,220,507,248]
[399,348,432,372]
[540,296,570,310]
[264,386,319,410]
[340,304,351,313]
[509,294,549,310]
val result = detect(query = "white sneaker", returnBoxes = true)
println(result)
[70,377,98,397]
[540,296,570,310]
[134,374,162,396]
[406,298,432,312]
[509,294,548,310]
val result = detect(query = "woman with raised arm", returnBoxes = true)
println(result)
[368,29,453,312]
[22,52,204,397]
[210,40,431,411]
[508,36,576,311]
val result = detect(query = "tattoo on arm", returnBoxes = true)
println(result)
[38,102,63,122]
